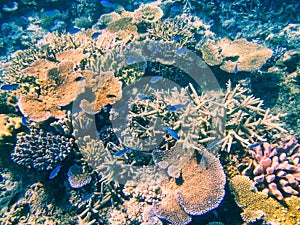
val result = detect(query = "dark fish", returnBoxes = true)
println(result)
[49,165,62,179]
[167,102,189,112]
[138,94,151,100]
[1,84,19,91]
[114,148,132,156]
[165,126,179,140]
[91,32,102,39]
[175,48,189,55]
[150,76,163,84]
[79,193,93,203]
[100,0,114,7]
[106,94,117,98]
[234,63,238,74]
[126,57,138,64]
[247,142,262,149]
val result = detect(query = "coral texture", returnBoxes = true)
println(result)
[0,114,22,141]
[11,128,74,170]
[242,136,300,200]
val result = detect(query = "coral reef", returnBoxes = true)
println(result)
[0,114,22,141]
[0,172,20,210]
[242,136,300,200]
[230,175,300,225]
[132,2,164,24]
[153,147,226,225]
[67,164,92,188]
[200,38,273,73]
[11,128,74,170]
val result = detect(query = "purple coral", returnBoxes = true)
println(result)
[243,136,300,200]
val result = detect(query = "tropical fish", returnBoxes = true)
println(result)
[21,116,29,126]
[100,0,114,8]
[138,94,151,100]
[234,63,238,74]
[247,142,262,149]
[170,6,181,12]
[114,148,132,156]
[165,126,180,140]
[175,48,189,55]
[150,76,163,83]
[79,193,93,203]
[0,84,19,91]
[199,154,209,170]
[207,139,222,150]
[49,165,62,179]
[91,32,102,39]
[173,35,182,41]
[167,102,189,112]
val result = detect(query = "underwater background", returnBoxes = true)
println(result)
[0,0,299,224]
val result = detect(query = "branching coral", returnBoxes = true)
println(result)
[242,136,300,200]
[201,38,273,73]
[11,128,74,170]
[219,80,287,152]
[230,175,300,225]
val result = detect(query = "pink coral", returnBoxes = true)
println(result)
[243,136,300,200]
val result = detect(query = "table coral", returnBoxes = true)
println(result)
[11,128,74,170]
[132,3,163,24]
[201,38,273,73]
[230,175,300,225]
[242,136,300,200]
[153,148,226,225]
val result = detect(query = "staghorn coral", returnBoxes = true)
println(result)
[219,80,287,152]
[0,114,22,141]
[242,136,300,200]
[230,175,300,225]
[80,71,122,114]
[153,147,226,225]
[18,48,89,122]
[11,128,74,170]
[200,38,273,73]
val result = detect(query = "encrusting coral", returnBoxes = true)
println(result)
[242,136,300,200]
[11,128,74,170]
[200,38,273,73]
[230,175,300,225]
[0,114,22,141]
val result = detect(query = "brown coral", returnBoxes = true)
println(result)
[18,49,90,122]
[201,38,273,73]
[153,148,226,225]
[0,114,22,141]
[80,71,122,114]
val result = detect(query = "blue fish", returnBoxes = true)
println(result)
[150,76,163,83]
[21,116,29,126]
[114,148,132,156]
[234,63,238,74]
[199,154,209,169]
[173,35,182,41]
[100,0,114,8]
[1,84,19,91]
[175,48,189,55]
[68,27,81,34]
[138,94,151,100]
[247,142,262,149]
[167,102,189,112]
[207,139,221,150]
[165,126,179,140]
[49,165,62,179]
[126,57,138,64]
[79,193,93,203]
[170,6,181,12]
[91,32,101,39]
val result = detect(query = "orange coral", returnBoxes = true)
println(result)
[18,49,90,122]
[80,71,122,114]
[153,148,226,225]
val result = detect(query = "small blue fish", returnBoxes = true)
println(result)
[21,116,29,126]
[167,102,189,112]
[207,139,221,150]
[79,193,93,203]
[247,142,262,149]
[91,32,101,39]
[173,35,182,41]
[0,84,19,91]
[126,57,138,64]
[138,94,151,100]
[114,148,132,156]
[150,76,163,83]
[175,48,189,55]
[234,63,238,74]
[170,6,181,12]
[49,165,62,179]
[165,126,179,140]
[100,0,114,7]
[199,154,209,170]
[68,27,81,34]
